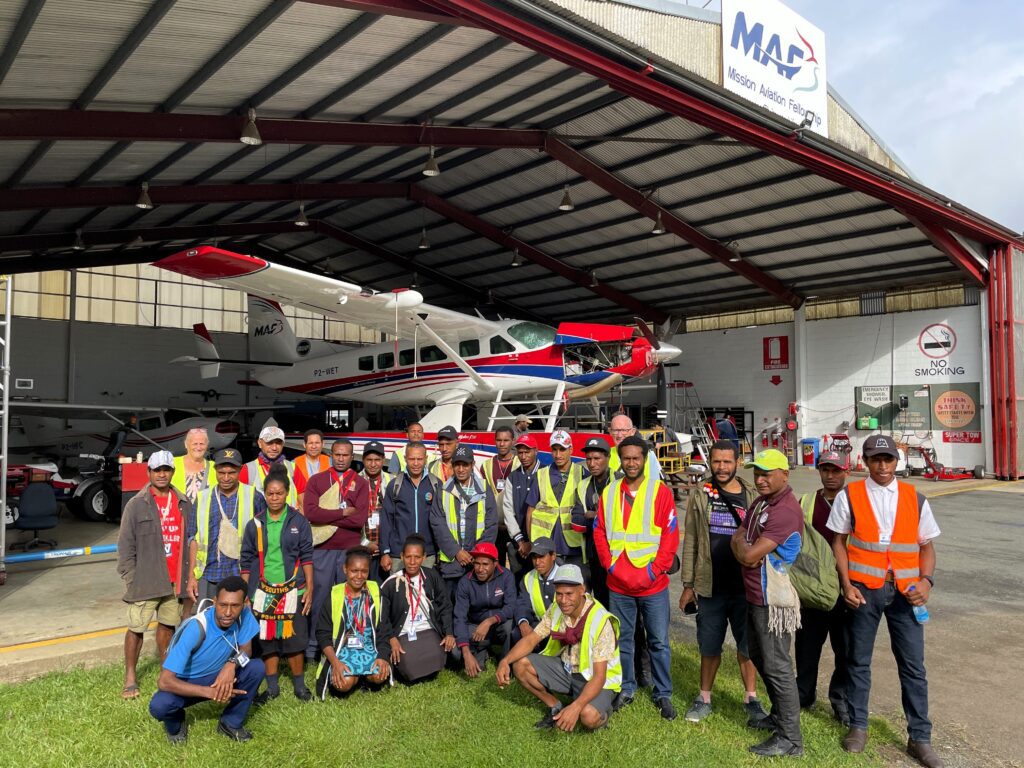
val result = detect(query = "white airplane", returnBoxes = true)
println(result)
[156,246,682,430]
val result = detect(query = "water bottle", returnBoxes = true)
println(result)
[907,585,929,624]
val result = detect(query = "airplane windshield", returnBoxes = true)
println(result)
[507,322,556,350]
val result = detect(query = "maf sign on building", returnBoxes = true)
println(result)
[722,0,829,137]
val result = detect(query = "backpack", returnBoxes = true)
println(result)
[168,599,214,655]
[390,472,440,502]
[788,494,841,611]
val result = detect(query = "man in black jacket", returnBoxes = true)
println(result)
[378,534,456,682]
[452,542,516,678]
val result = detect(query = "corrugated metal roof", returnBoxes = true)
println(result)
[0,0,978,324]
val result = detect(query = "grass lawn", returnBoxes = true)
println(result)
[0,642,901,767]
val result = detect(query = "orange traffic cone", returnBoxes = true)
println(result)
[855,453,864,472]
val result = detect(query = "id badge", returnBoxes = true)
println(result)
[496,479,505,492]
[563,659,572,674]
[408,627,418,642]
[346,636,364,649]
[368,512,380,529]
[235,651,250,668]
[339,499,348,510]
[880,530,892,546]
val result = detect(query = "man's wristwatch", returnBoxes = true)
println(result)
[921,575,935,587]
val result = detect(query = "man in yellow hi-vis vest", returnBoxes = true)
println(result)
[524,430,585,566]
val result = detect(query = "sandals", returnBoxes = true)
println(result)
[121,684,141,700]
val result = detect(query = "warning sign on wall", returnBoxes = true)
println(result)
[942,431,982,444]
[763,336,789,370]
[918,323,956,359]
[933,389,977,429]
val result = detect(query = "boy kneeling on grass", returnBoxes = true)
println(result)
[496,565,620,732]
[149,576,264,744]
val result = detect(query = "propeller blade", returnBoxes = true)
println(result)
[634,316,660,350]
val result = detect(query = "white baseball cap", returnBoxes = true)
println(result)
[147,450,175,470]
[259,426,285,442]
[550,429,572,449]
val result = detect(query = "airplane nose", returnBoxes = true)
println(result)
[655,342,681,364]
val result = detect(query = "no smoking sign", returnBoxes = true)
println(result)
[918,323,956,359]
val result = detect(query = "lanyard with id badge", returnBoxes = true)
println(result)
[406,575,425,641]
[345,593,371,649]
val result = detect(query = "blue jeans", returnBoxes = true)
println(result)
[609,587,672,699]
[149,658,265,733]
[847,581,931,741]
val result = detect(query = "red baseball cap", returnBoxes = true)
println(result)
[514,434,538,449]
[817,450,850,470]
[469,542,499,560]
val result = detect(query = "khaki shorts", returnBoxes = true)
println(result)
[126,595,181,633]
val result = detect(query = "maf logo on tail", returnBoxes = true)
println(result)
[254,320,283,337]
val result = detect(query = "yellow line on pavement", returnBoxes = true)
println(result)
[926,481,1003,498]
[0,622,155,654]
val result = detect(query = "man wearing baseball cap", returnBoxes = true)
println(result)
[513,537,562,643]
[827,435,942,768]
[428,425,460,482]
[503,433,542,577]
[513,414,531,437]
[240,425,299,508]
[731,449,804,757]
[359,441,392,584]
[793,450,849,725]
[497,564,622,732]
[431,444,498,602]
[118,451,193,700]
[571,437,621,604]
[451,541,516,678]
[186,448,267,607]
[524,430,586,565]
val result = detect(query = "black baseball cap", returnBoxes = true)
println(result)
[437,425,459,441]
[213,448,243,467]
[529,537,556,556]
[452,444,474,464]
[583,437,610,455]
[862,434,899,458]
[362,441,386,458]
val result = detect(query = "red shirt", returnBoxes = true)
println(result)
[301,467,369,550]
[594,479,680,597]
[152,487,183,587]
[239,456,307,494]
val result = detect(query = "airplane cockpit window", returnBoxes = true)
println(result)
[489,335,515,354]
[377,352,394,369]
[399,349,415,366]
[165,409,193,424]
[358,355,374,371]
[138,416,162,432]
[507,322,556,350]
[420,345,446,363]
[458,339,480,358]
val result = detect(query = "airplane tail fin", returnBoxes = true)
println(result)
[193,324,220,379]
[247,295,299,364]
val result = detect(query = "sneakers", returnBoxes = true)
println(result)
[217,722,253,742]
[656,697,677,721]
[611,692,634,712]
[749,734,804,757]
[293,685,312,702]
[744,698,771,727]
[535,705,562,729]
[165,720,188,746]
[684,695,713,723]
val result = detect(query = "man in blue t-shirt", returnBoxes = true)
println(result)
[149,576,264,744]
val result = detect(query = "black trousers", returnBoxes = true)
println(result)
[795,597,850,715]
[746,603,803,746]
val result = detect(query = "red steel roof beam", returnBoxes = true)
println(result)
[0,182,409,212]
[0,109,545,149]
[409,186,668,322]
[901,213,987,286]
[545,136,802,308]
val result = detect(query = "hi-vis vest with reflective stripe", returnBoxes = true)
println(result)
[193,484,258,579]
[541,600,622,692]
[523,569,550,620]
[608,448,662,480]
[482,455,520,496]
[171,456,215,502]
[244,458,297,507]
[845,479,922,593]
[531,464,585,548]
[317,581,381,679]
[428,457,454,482]
[438,486,486,563]
[601,477,664,568]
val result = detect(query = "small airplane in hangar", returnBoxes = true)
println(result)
[155,245,682,433]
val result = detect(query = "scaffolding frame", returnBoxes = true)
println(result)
[1,275,12,585]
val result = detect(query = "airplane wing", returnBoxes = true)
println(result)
[8,401,176,418]
[154,246,505,344]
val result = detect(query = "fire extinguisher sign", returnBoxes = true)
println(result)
[763,336,789,370]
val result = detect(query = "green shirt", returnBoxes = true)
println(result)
[263,515,286,586]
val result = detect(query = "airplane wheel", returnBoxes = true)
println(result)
[79,483,115,522]
[974,465,985,479]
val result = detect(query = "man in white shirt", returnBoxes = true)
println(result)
[827,434,942,768]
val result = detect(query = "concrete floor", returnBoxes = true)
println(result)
[1,468,1021,766]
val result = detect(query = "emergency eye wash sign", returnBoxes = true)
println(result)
[721,0,828,137]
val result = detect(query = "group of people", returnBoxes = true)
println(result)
[115,420,941,766]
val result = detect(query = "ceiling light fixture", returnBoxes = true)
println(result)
[135,182,153,210]
[418,227,430,250]
[422,146,440,177]
[295,201,309,227]
[72,229,85,251]
[240,107,262,146]
[651,210,666,235]
[589,270,598,288]
[511,247,521,267]
[558,184,574,212]
[410,272,419,289]
[726,241,742,262]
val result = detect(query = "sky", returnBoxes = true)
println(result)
[706,0,1024,232]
